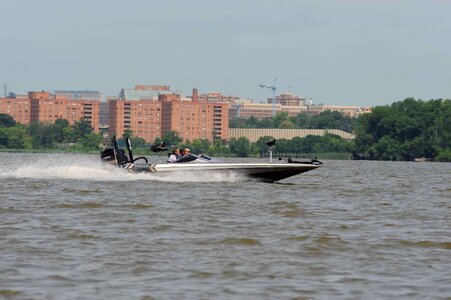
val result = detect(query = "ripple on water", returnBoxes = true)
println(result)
[62,188,103,195]
[0,290,22,298]
[286,236,310,242]
[55,202,103,209]
[0,207,25,213]
[268,201,308,218]
[195,237,261,246]
[188,270,215,279]
[122,203,154,210]
[313,235,346,245]
[397,240,451,250]
[219,237,261,246]
[1,155,450,299]
[46,275,73,282]
[65,233,98,240]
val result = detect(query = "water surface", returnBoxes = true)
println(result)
[0,153,450,299]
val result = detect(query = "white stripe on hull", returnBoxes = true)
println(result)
[126,163,320,182]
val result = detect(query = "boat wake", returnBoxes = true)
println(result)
[0,154,245,182]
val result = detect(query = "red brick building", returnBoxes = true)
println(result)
[0,97,31,124]
[109,91,229,143]
[161,93,229,142]
[28,92,100,132]
[109,99,163,142]
[1,91,100,131]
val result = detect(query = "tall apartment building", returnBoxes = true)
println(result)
[267,93,306,106]
[99,102,110,126]
[109,99,163,142]
[29,91,100,132]
[0,97,31,124]
[161,94,229,142]
[109,90,229,143]
[1,92,100,130]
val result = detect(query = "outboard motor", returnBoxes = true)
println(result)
[100,148,116,164]
[100,136,149,167]
[100,147,128,166]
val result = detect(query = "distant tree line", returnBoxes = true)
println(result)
[1,97,449,161]
[352,98,450,161]
[0,114,102,151]
[230,110,355,132]
[145,130,351,158]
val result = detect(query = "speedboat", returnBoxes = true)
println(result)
[100,137,321,182]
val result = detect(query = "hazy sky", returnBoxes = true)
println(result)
[1,0,450,106]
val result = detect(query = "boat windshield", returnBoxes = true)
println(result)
[174,154,211,163]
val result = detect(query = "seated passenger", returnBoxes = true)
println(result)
[167,147,181,163]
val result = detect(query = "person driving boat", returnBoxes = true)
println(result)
[179,148,191,156]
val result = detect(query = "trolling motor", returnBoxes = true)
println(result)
[149,141,168,163]
[266,138,276,163]
[150,141,168,153]
[100,136,148,167]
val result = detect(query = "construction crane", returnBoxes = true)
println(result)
[259,79,309,116]
[259,78,278,116]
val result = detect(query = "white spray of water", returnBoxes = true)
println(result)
[0,153,244,182]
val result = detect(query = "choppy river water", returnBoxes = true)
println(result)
[0,153,450,299]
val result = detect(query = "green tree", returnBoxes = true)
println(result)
[54,118,69,129]
[122,129,133,139]
[52,119,70,143]
[31,123,62,148]
[289,114,310,128]
[254,136,275,155]
[298,135,323,153]
[247,116,260,128]
[0,114,16,127]
[0,128,8,146]
[368,136,403,160]
[162,130,182,146]
[271,112,289,128]
[317,134,350,153]
[191,138,211,154]
[118,129,140,148]
[229,137,251,157]
[63,126,77,142]
[209,139,230,156]
[5,125,32,149]
[229,118,247,128]
[352,98,450,160]
[279,120,295,129]
[80,133,103,149]
[309,110,353,132]
[73,119,92,138]
[273,138,294,153]
[435,149,451,162]
[130,137,145,148]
